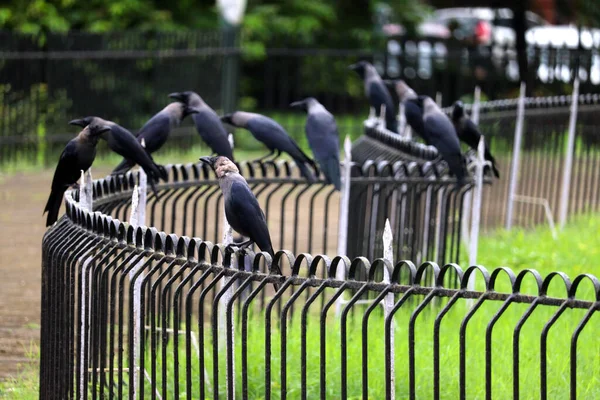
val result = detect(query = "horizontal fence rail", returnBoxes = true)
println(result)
[41,157,599,399]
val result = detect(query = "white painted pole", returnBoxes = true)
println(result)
[505,82,526,230]
[79,170,87,211]
[219,200,235,399]
[468,137,485,293]
[461,86,481,246]
[435,91,442,107]
[335,136,352,316]
[137,169,147,226]
[380,104,387,129]
[228,133,234,152]
[472,86,481,125]
[382,219,395,399]
[398,103,406,135]
[127,185,142,398]
[558,78,580,229]
[79,256,94,398]
[368,107,376,121]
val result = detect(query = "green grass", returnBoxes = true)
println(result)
[0,344,39,400]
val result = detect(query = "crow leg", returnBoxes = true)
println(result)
[266,150,281,161]
[233,239,254,249]
[254,150,275,162]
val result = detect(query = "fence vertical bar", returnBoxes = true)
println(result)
[382,219,395,399]
[335,136,352,316]
[558,78,579,229]
[468,137,485,292]
[505,82,526,230]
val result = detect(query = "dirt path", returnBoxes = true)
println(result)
[0,168,111,380]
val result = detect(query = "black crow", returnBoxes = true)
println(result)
[112,102,200,174]
[169,91,234,160]
[452,101,500,178]
[290,97,341,190]
[220,111,317,182]
[407,96,468,185]
[349,61,398,133]
[384,79,426,140]
[200,155,281,289]
[44,123,111,226]
[68,116,168,193]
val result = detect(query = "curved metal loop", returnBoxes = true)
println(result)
[488,267,517,292]
[329,255,352,280]
[308,255,331,278]
[414,261,441,286]
[436,263,464,287]
[175,236,190,258]
[368,258,393,282]
[272,249,295,275]
[391,260,418,285]
[460,265,491,291]
[291,253,313,277]
[569,273,600,301]
[197,241,215,263]
[540,271,572,297]
[164,233,179,257]
[251,251,273,273]
[348,257,371,281]
[513,269,544,295]
[153,231,167,254]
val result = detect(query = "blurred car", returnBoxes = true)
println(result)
[427,7,548,46]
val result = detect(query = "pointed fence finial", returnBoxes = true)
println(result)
[228,133,234,151]
[436,91,442,106]
[129,185,140,227]
[379,104,387,128]
[368,106,376,120]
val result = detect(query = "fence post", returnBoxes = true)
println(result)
[468,137,485,293]
[461,86,481,246]
[380,104,387,130]
[128,171,147,397]
[558,78,579,229]
[79,169,93,212]
[382,219,395,399]
[505,82,526,230]
[398,102,406,136]
[335,136,352,316]
[219,186,236,399]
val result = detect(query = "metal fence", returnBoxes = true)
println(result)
[41,159,599,399]
[2,30,600,168]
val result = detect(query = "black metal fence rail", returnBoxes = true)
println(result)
[41,169,600,399]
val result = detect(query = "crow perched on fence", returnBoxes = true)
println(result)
[200,155,281,289]
[349,61,398,133]
[452,100,500,178]
[290,97,341,190]
[220,111,317,182]
[112,102,201,174]
[384,79,425,139]
[168,91,234,160]
[69,116,167,193]
[407,96,467,185]
[44,123,111,226]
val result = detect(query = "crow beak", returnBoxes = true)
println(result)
[348,63,358,70]
[289,101,304,109]
[220,114,233,124]
[69,118,87,127]
[168,92,184,101]
[99,125,111,134]
[199,156,216,166]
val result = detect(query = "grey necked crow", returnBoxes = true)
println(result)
[349,61,398,133]
[200,155,281,289]
[220,111,317,182]
[384,79,426,140]
[407,96,468,185]
[452,101,500,178]
[112,102,200,174]
[168,91,234,160]
[69,116,167,193]
[290,97,341,190]
[44,123,111,226]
